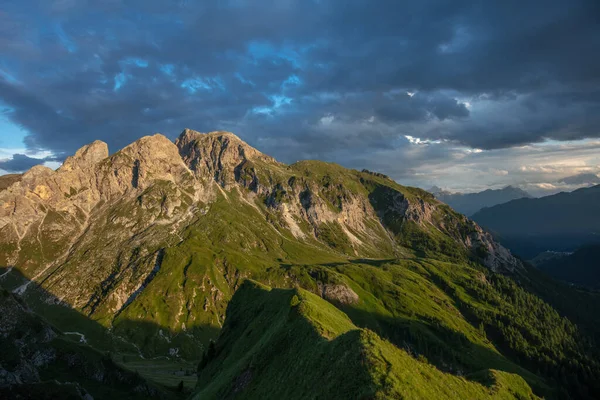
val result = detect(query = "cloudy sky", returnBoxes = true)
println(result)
[1,0,599,196]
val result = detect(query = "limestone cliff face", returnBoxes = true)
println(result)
[176,129,276,188]
[0,134,199,274]
[0,128,521,358]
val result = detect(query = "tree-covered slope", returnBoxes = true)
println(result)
[193,281,538,400]
[536,244,600,289]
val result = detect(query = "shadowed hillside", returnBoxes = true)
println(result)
[0,267,200,398]
[535,244,600,289]
[472,185,600,258]
[431,186,531,216]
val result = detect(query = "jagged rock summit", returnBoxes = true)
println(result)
[176,128,278,187]
[60,139,109,172]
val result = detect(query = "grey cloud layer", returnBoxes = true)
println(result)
[0,0,599,169]
[0,153,56,172]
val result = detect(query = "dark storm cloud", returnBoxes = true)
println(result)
[0,0,599,163]
[0,153,54,172]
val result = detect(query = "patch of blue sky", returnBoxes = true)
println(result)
[121,57,149,68]
[160,64,176,77]
[0,116,27,148]
[212,77,226,91]
[235,73,255,87]
[181,76,225,94]
[250,94,292,116]
[247,41,301,68]
[55,23,77,53]
[113,72,129,91]
[181,78,212,93]
[270,95,292,108]
[247,41,274,61]
[250,106,273,116]
[0,68,19,84]
[282,74,301,88]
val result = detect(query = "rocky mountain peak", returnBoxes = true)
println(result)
[175,128,276,186]
[176,129,271,160]
[120,133,177,158]
[60,140,109,172]
[22,165,54,180]
[104,133,194,192]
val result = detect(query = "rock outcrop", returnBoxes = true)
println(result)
[176,129,276,188]
[317,282,359,305]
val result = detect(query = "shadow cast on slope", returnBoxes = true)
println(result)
[0,266,217,396]
[0,266,218,357]
[0,283,183,399]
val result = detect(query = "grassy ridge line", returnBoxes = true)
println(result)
[193,280,538,400]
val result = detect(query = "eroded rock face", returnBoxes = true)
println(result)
[468,225,522,272]
[0,174,23,192]
[60,140,109,172]
[176,129,276,187]
[373,184,521,271]
[0,134,200,271]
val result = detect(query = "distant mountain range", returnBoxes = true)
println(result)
[558,173,600,186]
[429,185,532,216]
[472,184,600,259]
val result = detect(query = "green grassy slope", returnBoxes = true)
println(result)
[193,281,539,400]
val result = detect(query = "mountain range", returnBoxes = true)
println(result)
[429,186,532,216]
[472,185,600,259]
[558,173,600,186]
[1,129,599,399]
